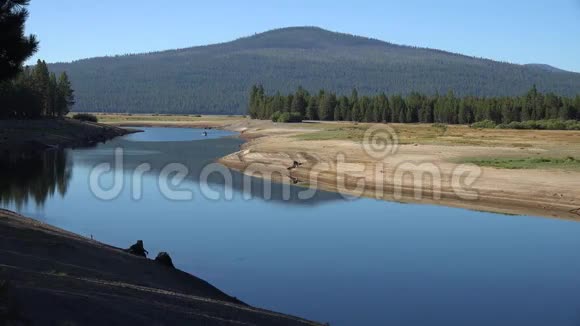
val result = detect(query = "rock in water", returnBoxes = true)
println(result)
[155,252,174,268]
[126,240,148,257]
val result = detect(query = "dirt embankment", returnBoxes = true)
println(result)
[0,209,323,325]
[0,118,139,153]
[217,120,580,220]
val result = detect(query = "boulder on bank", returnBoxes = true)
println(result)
[125,240,148,257]
[155,252,175,268]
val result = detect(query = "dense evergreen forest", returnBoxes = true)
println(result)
[49,27,580,114]
[0,0,75,119]
[248,85,580,127]
[0,60,75,118]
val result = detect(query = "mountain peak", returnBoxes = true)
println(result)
[232,26,388,50]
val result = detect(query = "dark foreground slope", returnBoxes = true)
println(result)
[0,209,322,325]
[49,27,580,115]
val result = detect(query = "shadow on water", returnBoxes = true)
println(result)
[0,150,72,208]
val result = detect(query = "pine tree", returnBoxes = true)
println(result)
[420,101,434,123]
[248,85,259,118]
[390,95,405,123]
[333,106,341,121]
[318,92,336,121]
[351,101,363,122]
[544,93,561,120]
[523,85,539,121]
[406,92,422,123]
[31,60,50,116]
[56,72,75,116]
[377,93,389,122]
[575,96,580,119]
[306,97,319,120]
[361,97,373,122]
[48,72,58,116]
[291,87,307,117]
[337,96,349,121]
[284,94,293,113]
[372,100,381,122]
[350,88,359,109]
[0,0,38,81]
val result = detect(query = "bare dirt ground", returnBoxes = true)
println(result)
[0,209,323,325]
[102,114,580,220]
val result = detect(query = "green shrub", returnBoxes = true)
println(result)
[272,111,303,123]
[545,120,567,130]
[72,113,98,123]
[565,120,580,130]
[508,121,525,129]
[271,111,281,122]
[278,112,291,122]
[479,119,580,130]
[471,120,496,129]
[522,120,541,129]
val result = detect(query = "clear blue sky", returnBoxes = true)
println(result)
[26,0,580,72]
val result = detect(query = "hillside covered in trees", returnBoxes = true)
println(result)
[49,27,580,114]
[249,84,580,128]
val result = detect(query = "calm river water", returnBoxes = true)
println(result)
[2,127,580,326]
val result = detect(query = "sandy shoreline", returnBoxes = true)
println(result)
[108,117,580,220]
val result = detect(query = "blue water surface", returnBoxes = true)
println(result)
[4,127,580,326]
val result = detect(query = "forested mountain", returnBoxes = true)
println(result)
[48,27,580,114]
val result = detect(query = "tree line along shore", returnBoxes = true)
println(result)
[248,85,580,129]
[0,60,74,119]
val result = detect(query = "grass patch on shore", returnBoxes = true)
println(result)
[295,126,367,141]
[294,124,483,145]
[461,156,580,170]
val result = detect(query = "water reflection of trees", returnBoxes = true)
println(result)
[0,150,71,208]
